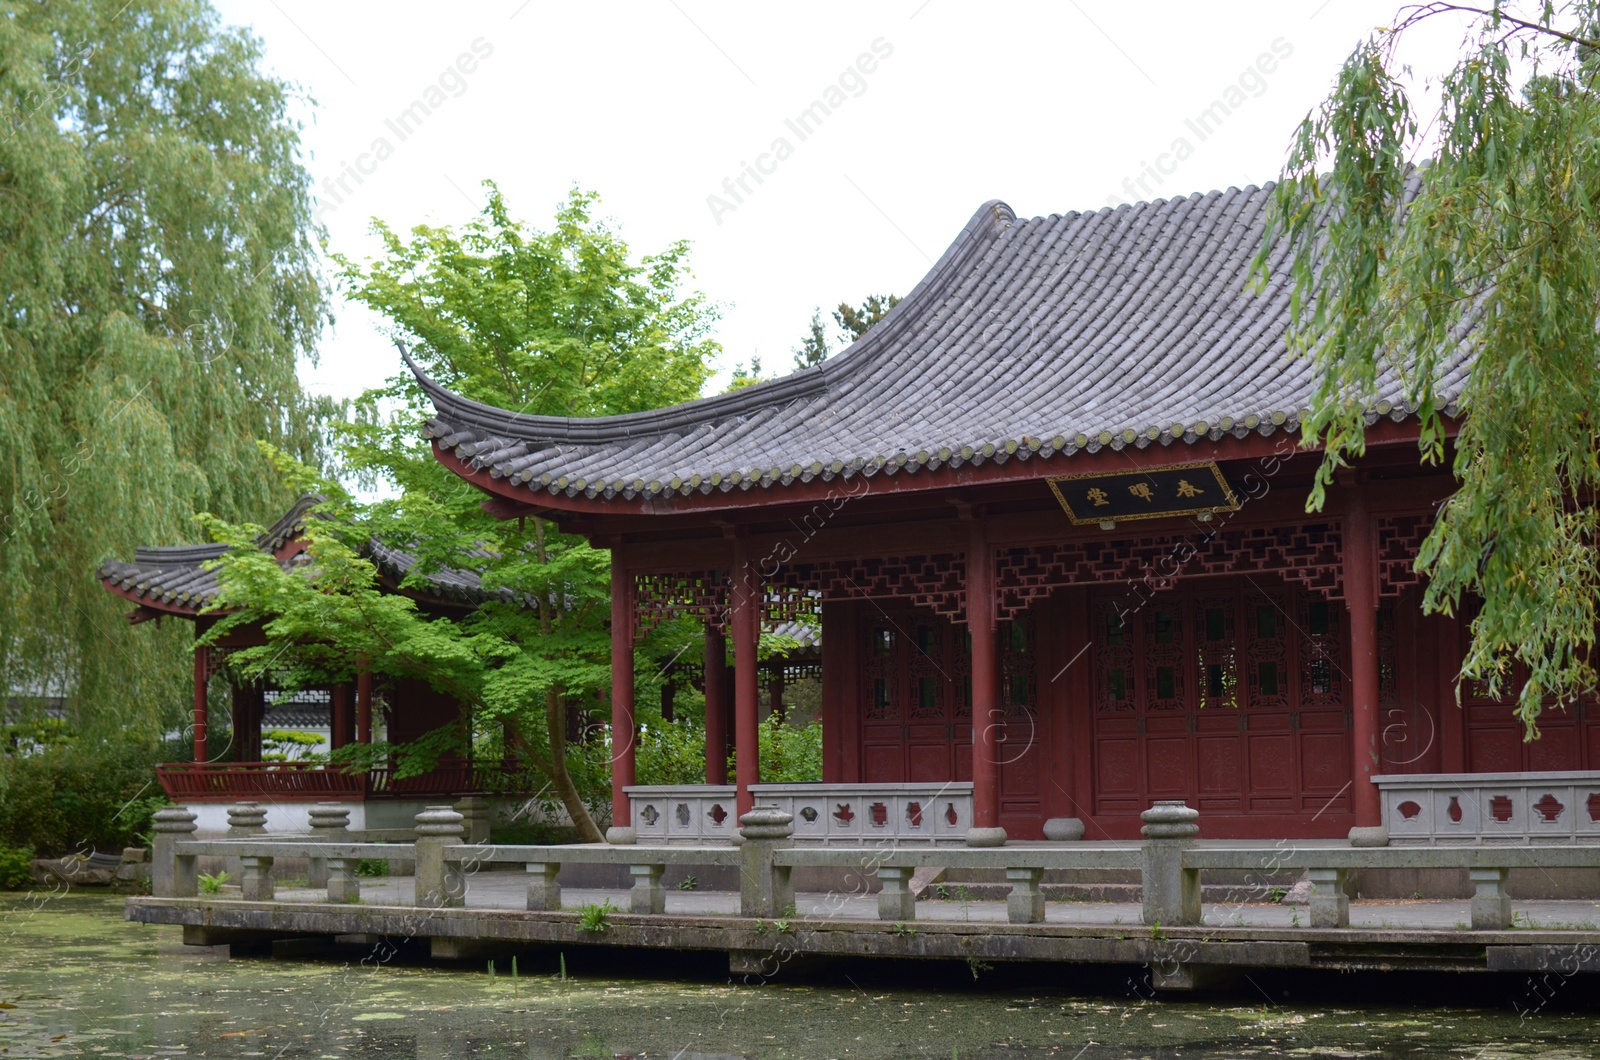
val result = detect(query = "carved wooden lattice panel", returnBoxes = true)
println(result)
[767,553,966,618]
[908,619,946,720]
[1000,617,1036,716]
[1377,514,1432,598]
[1196,593,1237,710]
[995,523,1344,620]
[863,623,898,721]
[1096,602,1135,713]
[1144,602,1186,711]
[1244,592,1291,710]
[634,569,729,636]
[1377,600,1398,705]
[1298,593,1345,708]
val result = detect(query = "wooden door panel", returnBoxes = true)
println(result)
[1246,733,1295,793]
[1090,581,1360,828]
[1145,737,1194,797]
[1094,737,1141,796]
[1299,730,1351,793]
[907,743,950,783]
[862,743,903,783]
[1467,727,1522,772]
[1196,735,1242,795]
[1527,720,1579,772]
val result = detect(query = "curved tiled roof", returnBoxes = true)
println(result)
[419,185,1465,505]
[99,497,509,614]
[417,186,1469,507]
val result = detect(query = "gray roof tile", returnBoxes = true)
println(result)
[414,187,1469,504]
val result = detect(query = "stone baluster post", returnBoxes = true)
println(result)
[326,857,360,903]
[227,802,268,837]
[1006,866,1046,925]
[453,795,491,845]
[1470,867,1512,930]
[151,808,198,898]
[307,803,350,889]
[414,805,466,909]
[525,862,561,912]
[1140,800,1200,927]
[738,805,795,919]
[239,855,275,901]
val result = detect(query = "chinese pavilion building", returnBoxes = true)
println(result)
[413,188,1600,846]
[99,495,517,829]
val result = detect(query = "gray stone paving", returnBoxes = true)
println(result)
[273,874,1600,931]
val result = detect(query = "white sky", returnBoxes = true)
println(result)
[209,0,1467,401]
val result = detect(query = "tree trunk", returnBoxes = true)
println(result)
[505,712,604,844]
[526,515,605,843]
[544,686,604,843]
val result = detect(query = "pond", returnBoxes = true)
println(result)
[3,894,1598,1058]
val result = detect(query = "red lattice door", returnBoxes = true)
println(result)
[859,607,973,783]
[1089,579,1353,821]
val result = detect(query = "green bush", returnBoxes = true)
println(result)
[0,739,168,856]
[636,719,710,786]
[0,842,34,889]
[733,715,823,783]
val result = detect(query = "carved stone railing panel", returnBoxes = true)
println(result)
[1376,770,1600,845]
[626,782,974,844]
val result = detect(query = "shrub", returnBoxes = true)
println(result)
[0,739,168,856]
[731,715,823,783]
[0,842,34,889]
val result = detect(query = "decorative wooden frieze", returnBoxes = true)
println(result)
[633,569,730,636]
[768,553,967,619]
[994,523,1345,620]
[1376,514,1433,598]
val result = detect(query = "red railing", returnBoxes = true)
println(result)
[155,761,540,801]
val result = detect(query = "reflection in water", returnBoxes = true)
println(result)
[2,895,1599,1058]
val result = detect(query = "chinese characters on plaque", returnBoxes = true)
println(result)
[1047,462,1241,525]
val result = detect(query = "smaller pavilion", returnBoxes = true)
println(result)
[99,495,525,823]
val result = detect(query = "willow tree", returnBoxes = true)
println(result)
[0,0,333,737]
[1259,1,1600,732]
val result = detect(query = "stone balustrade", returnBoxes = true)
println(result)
[626,782,974,844]
[150,802,1600,932]
[1375,770,1600,845]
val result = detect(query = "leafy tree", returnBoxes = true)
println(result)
[0,0,333,740]
[790,294,901,370]
[727,355,769,390]
[835,293,901,341]
[792,310,832,370]
[1257,1,1600,732]
[206,186,721,841]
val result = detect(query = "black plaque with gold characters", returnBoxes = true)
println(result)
[1047,461,1241,525]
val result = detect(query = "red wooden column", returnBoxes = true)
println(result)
[192,638,208,764]
[609,548,637,841]
[731,535,761,818]
[704,622,729,783]
[356,667,373,745]
[965,513,1007,846]
[330,684,354,750]
[1343,493,1385,838]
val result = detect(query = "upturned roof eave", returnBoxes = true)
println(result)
[440,412,1446,520]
